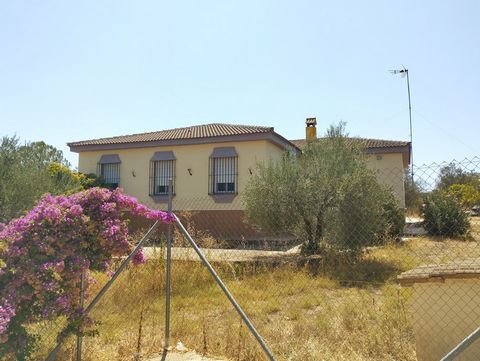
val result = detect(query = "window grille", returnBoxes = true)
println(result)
[149,159,175,196]
[209,156,238,195]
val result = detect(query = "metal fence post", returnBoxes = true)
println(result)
[173,214,276,361]
[76,271,85,361]
[164,178,173,349]
[440,326,480,361]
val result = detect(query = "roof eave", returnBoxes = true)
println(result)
[68,131,300,153]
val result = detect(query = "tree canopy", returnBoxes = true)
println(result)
[0,136,100,223]
[436,162,480,210]
[243,123,404,256]
[437,163,479,190]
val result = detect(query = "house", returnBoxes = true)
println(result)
[68,119,410,244]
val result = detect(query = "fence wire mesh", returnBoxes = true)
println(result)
[22,232,168,361]
[11,156,480,361]
[80,246,167,361]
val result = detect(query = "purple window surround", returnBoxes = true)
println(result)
[210,147,238,158]
[209,147,238,197]
[97,154,121,188]
[151,151,176,161]
[98,154,121,164]
[149,151,176,197]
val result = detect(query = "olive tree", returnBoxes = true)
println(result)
[243,124,404,256]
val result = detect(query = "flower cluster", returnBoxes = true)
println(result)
[0,187,174,357]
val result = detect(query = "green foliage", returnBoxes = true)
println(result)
[46,162,85,193]
[379,189,406,239]
[0,136,86,223]
[17,140,69,168]
[447,183,480,209]
[244,123,405,257]
[404,170,423,214]
[423,191,470,238]
[81,173,116,190]
[435,162,480,213]
[325,175,405,255]
[47,164,110,192]
[437,163,479,190]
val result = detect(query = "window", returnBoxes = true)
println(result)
[209,147,238,195]
[212,157,236,193]
[100,163,120,187]
[97,154,121,188]
[149,151,176,196]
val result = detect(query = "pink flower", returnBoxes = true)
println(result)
[56,294,70,309]
[132,250,145,265]
[69,204,83,216]
[107,225,120,236]
[0,301,16,335]
[0,187,171,351]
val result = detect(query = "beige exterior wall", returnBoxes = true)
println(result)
[77,140,406,210]
[367,153,406,207]
[411,279,480,361]
[78,139,286,211]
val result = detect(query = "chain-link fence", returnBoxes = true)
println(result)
[24,157,480,361]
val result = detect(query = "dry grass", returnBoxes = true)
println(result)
[32,218,480,361]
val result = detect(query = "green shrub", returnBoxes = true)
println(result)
[379,189,405,241]
[423,191,470,238]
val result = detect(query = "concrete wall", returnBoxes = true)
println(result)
[367,152,406,207]
[411,279,480,361]
[78,139,285,211]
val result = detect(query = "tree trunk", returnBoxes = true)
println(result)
[303,217,319,255]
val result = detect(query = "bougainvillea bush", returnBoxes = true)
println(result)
[0,187,174,359]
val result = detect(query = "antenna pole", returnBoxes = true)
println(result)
[405,68,413,181]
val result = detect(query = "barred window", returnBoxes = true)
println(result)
[149,151,176,196]
[209,147,238,195]
[97,154,121,188]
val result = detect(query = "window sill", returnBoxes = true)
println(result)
[209,193,237,203]
[149,194,175,204]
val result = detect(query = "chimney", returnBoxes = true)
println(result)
[305,117,317,141]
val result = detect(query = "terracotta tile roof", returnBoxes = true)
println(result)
[68,123,408,155]
[397,259,480,285]
[290,137,410,150]
[68,123,274,147]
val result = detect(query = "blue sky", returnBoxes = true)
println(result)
[1,0,479,167]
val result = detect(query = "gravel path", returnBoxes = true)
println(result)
[147,351,226,361]
[143,245,301,262]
